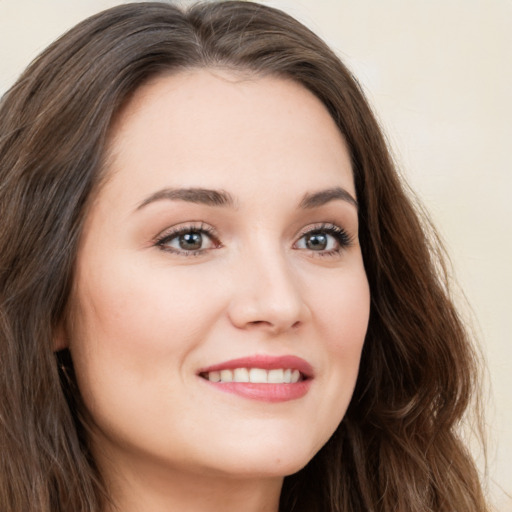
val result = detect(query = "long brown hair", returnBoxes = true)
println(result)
[0,2,488,511]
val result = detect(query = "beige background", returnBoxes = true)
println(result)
[1,0,510,509]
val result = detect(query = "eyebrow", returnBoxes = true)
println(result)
[299,187,358,209]
[136,187,236,210]
[135,185,357,212]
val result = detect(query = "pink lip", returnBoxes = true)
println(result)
[198,355,314,403]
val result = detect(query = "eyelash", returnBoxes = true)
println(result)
[154,222,353,257]
[294,223,353,257]
[155,223,220,257]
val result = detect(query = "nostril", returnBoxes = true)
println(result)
[247,320,274,330]
[244,319,302,335]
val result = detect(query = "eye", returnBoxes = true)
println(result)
[294,223,352,255]
[155,224,219,255]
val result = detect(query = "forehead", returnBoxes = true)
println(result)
[103,68,354,206]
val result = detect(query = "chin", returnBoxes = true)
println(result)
[202,439,320,479]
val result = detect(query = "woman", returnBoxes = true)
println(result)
[0,2,488,511]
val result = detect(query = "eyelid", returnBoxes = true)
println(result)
[294,222,354,255]
[154,222,220,255]
[152,221,354,257]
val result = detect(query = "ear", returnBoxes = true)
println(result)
[53,322,69,352]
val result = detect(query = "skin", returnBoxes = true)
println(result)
[64,69,370,512]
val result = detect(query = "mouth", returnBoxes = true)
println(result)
[197,355,313,403]
[200,367,304,384]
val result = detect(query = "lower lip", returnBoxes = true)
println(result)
[201,379,312,403]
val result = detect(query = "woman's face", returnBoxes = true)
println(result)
[67,69,370,482]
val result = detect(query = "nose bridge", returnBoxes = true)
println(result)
[228,234,308,332]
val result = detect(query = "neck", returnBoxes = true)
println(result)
[101,452,283,512]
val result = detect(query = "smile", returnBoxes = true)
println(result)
[198,355,313,402]
[201,368,302,383]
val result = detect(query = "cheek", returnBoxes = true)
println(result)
[66,259,227,446]
[67,254,233,406]
[312,264,370,352]
[72,257,218,350]
[286,263,369,456]
[307,265,369,403]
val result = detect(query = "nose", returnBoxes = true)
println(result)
[227,245,311,335]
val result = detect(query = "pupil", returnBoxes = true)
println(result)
[306,233,327,250]
[179,232,202,250]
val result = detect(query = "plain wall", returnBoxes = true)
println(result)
[1,0,510,509]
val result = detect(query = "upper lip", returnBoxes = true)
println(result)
[198,355,314,379]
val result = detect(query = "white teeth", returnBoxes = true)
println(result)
[220,369,233,382]
[233,368,249,382]
[267,369,284,383]
[208,371,221,383]
[204,368,304,384]
[249,368,268,383]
